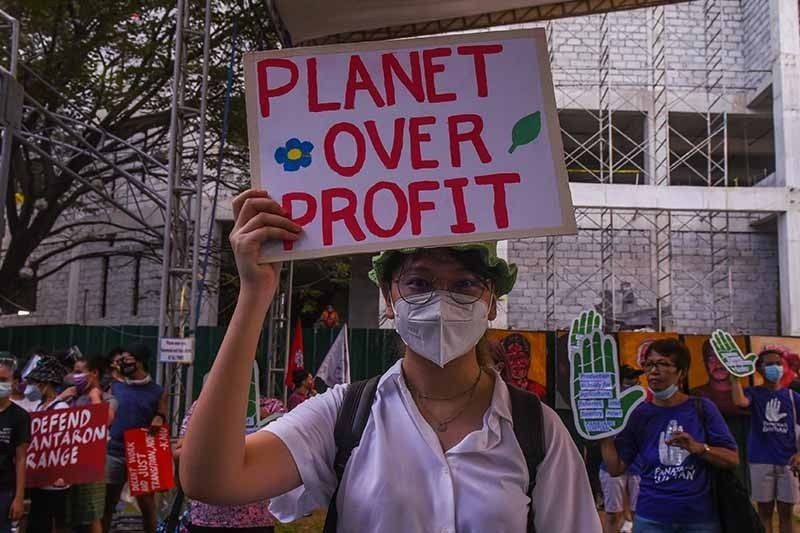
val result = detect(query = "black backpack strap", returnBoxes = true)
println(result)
[322,376,380,533]
[507,385,546,533]
[693,396,708,437]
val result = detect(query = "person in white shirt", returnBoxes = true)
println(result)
[180,188,601,532]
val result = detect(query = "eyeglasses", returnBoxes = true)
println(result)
[642,361,677,372]
[392,272,490,305]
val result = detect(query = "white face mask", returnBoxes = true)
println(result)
[0,382,11,399]
[650,383,679,401]
[392,290,489,367]
[24,383,42,402]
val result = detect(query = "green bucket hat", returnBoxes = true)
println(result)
[368,242,518,297]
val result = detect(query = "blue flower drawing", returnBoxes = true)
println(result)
[275,138,313,172]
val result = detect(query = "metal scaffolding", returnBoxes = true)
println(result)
[156,0,212,432]
[703,0,733,329]
[265,263,293,401]
[649,5,673,331]
[539,0,769,333]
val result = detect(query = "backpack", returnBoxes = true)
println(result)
[693,398,765,533]
[322,376,546,533]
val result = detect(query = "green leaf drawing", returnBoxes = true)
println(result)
[508,111,541,154]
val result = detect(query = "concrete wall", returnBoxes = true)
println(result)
[742,0,772,91]
[73,248,162,326]
[507,229,780,335]
[544,0,758,101]
[0,240,164,327]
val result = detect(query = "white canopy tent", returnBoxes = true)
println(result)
[266,0,691,46]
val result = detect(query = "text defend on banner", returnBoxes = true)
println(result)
[244,28,575,261]
[159,337,195,364]
[26,402,109,488]
[124,427,175,496]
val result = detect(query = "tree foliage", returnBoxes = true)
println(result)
[0,0,278,313]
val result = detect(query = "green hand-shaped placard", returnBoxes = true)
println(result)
[569,310,646,440]
[710,329,757,378]
[569,309,603,353]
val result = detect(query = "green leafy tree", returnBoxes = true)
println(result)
[0,0,278,313]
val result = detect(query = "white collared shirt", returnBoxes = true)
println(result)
[265,360,600,532]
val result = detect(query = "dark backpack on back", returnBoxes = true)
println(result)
[694,398,765,533]
[322,376,546,533]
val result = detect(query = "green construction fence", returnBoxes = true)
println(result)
[0,324,401,398]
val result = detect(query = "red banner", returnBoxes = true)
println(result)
[124,427,175,496]
[25,402,109,488]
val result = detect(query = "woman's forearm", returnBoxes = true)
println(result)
[729,376,749,408]
[698,445,739,469]
[180,286,273,497]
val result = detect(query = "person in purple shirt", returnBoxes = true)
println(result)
[601,339,739,533]
[730,349,800,533]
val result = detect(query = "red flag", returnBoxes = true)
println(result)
[286,320,305,387]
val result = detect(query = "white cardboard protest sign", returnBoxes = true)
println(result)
[244,28,575,262]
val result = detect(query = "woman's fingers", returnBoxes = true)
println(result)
[234,196,287,231]
[240,226,300,245]
[665,432,692,448]
[237,212,302,237]
[232,189,270,222]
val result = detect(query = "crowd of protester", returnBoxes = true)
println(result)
[585,340,800,533]
[0,344,294,533]
[1,333,799,532]
[0,345,156,532]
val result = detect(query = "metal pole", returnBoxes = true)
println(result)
[0,9,18,77]
[157,0,186,387]
[0,10,19,242]
[184,0,212,413]
[281,262,294,405]
[0,125,13,238]
[7,13,17,78]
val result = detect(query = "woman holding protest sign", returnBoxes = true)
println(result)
[26,356,71,533]
[600,339,740,533]
[180,188,600,532]
[727,348,800,533]
[60,353,115,533]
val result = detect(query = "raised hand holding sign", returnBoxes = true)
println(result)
[710,329,757,378]
[569,310,645,440]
